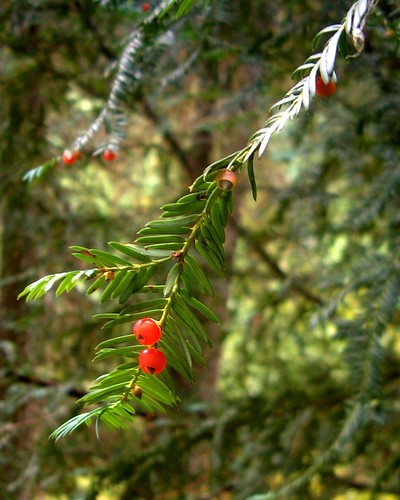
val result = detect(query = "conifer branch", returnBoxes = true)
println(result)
[217,0,377,171]
[253,402,371,499]
[19,0,380,440]
[72,0,178,155]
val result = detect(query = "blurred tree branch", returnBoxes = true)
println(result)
[233,220,324,306]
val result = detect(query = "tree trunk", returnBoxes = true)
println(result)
[0,50,46,499]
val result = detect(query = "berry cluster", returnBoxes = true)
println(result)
[133,318,166,375]
[62,150,81,165]
[62,149,117,165]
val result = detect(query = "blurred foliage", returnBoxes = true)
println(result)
[1,0,400,499]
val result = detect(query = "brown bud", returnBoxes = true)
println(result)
[132,385,143,399]
[104,270,115,281]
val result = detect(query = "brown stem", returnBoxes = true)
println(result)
[139,93,202,179]
[233,220,324,306]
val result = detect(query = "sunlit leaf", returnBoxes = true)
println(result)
[137,374,176,406]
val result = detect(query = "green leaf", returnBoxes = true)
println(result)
[21,276,51,301]
[138,225,191,236]
[95,369,134,387]
[189,176,211,192]
[136,394,168,414]
[93,313,119,320]
[180,269,194,295]
[78,382,130,404]
[169,314,203,358]
[200,223,225,262]
[111,242,173,260]
[135,235,185,245]
[97,403,135,431]
[71,252,98,266]
[291,63,315,80]
[43,274,66,293]
[183,254,214,296]
[96,334,134,349]
[181,292,220,324]
[146,214,200,229]
[187,342,206,367]
[226,191,234,214]
[100,407,132,430]
[164,321,192,369]
[100,309,164,329]
[205,185,220,214]
[22,157,58,183]
[119,266,158,303]
[177,191,207,204]
[161,200,206,215]
[116,361,137,371]
[120,298,168,315]
[312,23,342,50]
[93,345,142,362]
[137,374,176,406]
[99,270,129,302]
[143,242,183,251]
[85,273,107,295]
[55,273,76,297]
[110,271,138,300]
[164,263,180,297]
[108,242,151,262]
[195,239,224,277]
[211,197,229,228]
[210,201,224,231]
[338,29,350,58]
[90,249,133,267]
[159,337,193,382]
[247,153,257,201]
[203,212,226,246]
[49,403,136,440]
[66,270,91,292]
[176,0,204,17]
[173,295,212,346]
[49,408,105,441]
[158,369,178,396]
[19,271,89,301]
[203,151,240,180]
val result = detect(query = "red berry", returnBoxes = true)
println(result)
[141,2,151,12]
[139,348,166,375]
[102,149,116,161]
[315,76,337,98]
[62,150,80,165]
[133,318,162,345]
[216,169,238,191]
